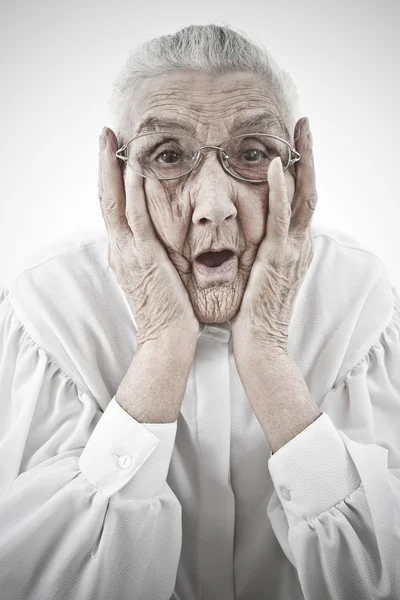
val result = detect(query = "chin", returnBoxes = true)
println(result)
[180,261,247,326]
[190,288,243,325]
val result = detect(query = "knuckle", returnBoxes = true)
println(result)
[103,197,119,216]
[291,229,305,242]
[112,236,126,254]
[307,191,318,211]
[126,211,150,240]
[113,231,131,251]
[125,209,140,227]
[277,202,292,224]
[276,208,291,229]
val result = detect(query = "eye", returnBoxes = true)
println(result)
[235,138,272,163]
[156,150,181,164]
[243,149,265,162]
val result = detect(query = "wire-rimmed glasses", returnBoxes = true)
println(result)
[116,131,301,183]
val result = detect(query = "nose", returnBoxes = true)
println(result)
[191,152,238,227]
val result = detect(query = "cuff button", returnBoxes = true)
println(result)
[279,486,291,501]
[117,454,132,469]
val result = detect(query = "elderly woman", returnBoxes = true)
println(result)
[0,24,399,600]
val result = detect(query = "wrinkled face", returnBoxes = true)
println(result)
[125,71,296,325]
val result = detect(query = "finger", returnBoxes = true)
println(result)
[293,116,308,146]
[100,129,131,240]
[265,156,291,248]
[290,118,318,234]
[98,134,106,219]
[124,153,160,245]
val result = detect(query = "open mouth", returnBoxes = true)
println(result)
[195,249,234,268]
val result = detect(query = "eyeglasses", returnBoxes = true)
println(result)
[116,131,301,183]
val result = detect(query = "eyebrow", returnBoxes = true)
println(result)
[134,112,285,138]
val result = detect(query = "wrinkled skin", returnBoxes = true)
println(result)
[122,71,296,326]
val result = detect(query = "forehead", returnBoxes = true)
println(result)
[130,71,287,138]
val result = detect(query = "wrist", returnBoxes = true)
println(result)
[233,336,288,368]
[117,336,196,424]
[137,327,199,356]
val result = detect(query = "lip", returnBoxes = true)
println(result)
[194,246,237,262]
[193,255,237,282]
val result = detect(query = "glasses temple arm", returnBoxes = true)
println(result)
[115,145,128,162]
[290,147,301,164]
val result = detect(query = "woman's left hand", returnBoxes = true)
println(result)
[229,117,318,359]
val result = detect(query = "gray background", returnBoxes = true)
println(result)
[0,0,399,290]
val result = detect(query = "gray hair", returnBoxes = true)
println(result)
[108,24,302,144]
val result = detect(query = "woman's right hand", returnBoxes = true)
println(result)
[98,126,200,351]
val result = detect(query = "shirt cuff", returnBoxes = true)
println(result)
[79,396,177,499]
[267,412,361,527]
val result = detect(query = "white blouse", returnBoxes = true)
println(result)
[0,222,399,600]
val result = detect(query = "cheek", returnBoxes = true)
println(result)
[239,188,269,242]
[144,180,171,215]
[144,181,190,247]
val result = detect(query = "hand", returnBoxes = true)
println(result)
[229,117,317,358]
[99,127,200,350]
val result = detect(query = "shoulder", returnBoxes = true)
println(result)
[7,227,137,400]
[10,227,110,280]
[295,221,396,388]
[8,226,112,322]
[310,221,393,297]
[311,220,389,266]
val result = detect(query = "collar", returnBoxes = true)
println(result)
[198,321,232,343]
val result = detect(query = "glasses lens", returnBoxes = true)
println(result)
[221,134,290,180]
[127,133,199,179]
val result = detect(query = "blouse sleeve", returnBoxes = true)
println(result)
[267,287,400,600]
[0,287,182,600]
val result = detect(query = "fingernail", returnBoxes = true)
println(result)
[305,117,310,130]
[102,126,108,137]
